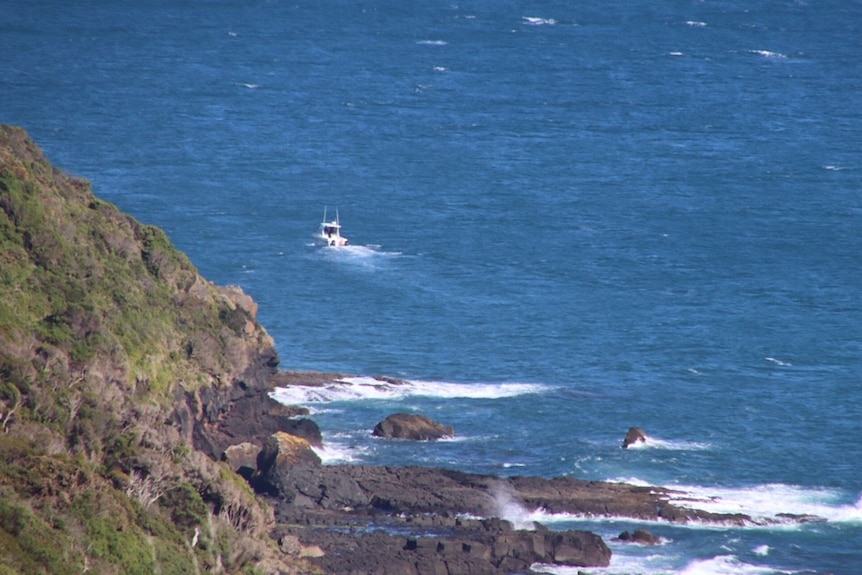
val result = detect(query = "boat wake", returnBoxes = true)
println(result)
[271,376,549,405]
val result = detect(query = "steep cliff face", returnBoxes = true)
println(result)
[0,125,313,574]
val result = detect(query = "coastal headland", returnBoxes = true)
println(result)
[0,125,770,574]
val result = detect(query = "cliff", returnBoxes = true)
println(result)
[0,125,316,574]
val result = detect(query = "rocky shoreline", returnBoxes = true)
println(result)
[207,372,756,575]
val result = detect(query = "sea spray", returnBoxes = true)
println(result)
[491,482,537,531]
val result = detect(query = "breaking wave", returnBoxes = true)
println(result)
[529,480,862,528]
[666,483,862,525]
[625,435,712,451]
[271,376,549,404]
[522,16,556,26]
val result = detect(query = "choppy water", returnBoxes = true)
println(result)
[3,1,861,573]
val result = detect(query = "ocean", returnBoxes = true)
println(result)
[3,0,861,572]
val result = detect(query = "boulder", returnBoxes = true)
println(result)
[254,432,321,498]
[372,413,454,441]
[222,442,260,479]
[622,426,648,448]
[548,530,612,567]
[615,529,661,545]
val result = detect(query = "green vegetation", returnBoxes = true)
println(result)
[0,125,299,574]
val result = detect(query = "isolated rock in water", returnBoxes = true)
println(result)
[622,426,648,448]
[615,529,661,545]
[373,413,454,440]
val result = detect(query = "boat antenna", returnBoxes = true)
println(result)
[335,208,340,225]
[323,206,328,222]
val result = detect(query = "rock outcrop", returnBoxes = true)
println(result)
[276,517,611,575]
[615,529,662,545]
[373,412,455,440]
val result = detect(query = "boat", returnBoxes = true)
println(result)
[318,208,349,247]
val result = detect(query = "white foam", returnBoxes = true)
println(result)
[679,554,791,575]
[686,21,707,27]
[522,16,556,26]
[416,40,447,46]
[534,551,790,575]
[750,50,787,59]
[515,480,862,529]
[764,357,791,366]
[753,544,770,556]
[311,442,366,464]
[625,436,711,451]
[271,376,548,405]
[532,551,676,575]
[667,483,862,525]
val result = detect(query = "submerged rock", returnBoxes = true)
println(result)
[615,529,662,545]
[373,413,454,440]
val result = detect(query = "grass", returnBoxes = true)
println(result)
[0,125,293,573]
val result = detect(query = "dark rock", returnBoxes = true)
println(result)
[281,516,610,575]
[548,530,612,566]
[253,432,321,498]
[622,426,648,448]
[615,529,662,545]
[289,465,369,510]
[373,413,454,441]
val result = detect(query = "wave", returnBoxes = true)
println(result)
[509,481,862,528]
[625,436,712,451]
[522,16,556,26]
[750,49,787,59]
[416,40,447,46]
[271,376,549,404]
[678,554,796,575]
[666,483,862,525]
[311,441,368,464]
[685,21,707,27]
[532,552,795,575]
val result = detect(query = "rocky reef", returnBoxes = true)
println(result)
[1,125,758,574]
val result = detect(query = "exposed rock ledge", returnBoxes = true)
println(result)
[212,372,764,574]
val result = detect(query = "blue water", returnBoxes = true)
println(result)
[3,1,861,573]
